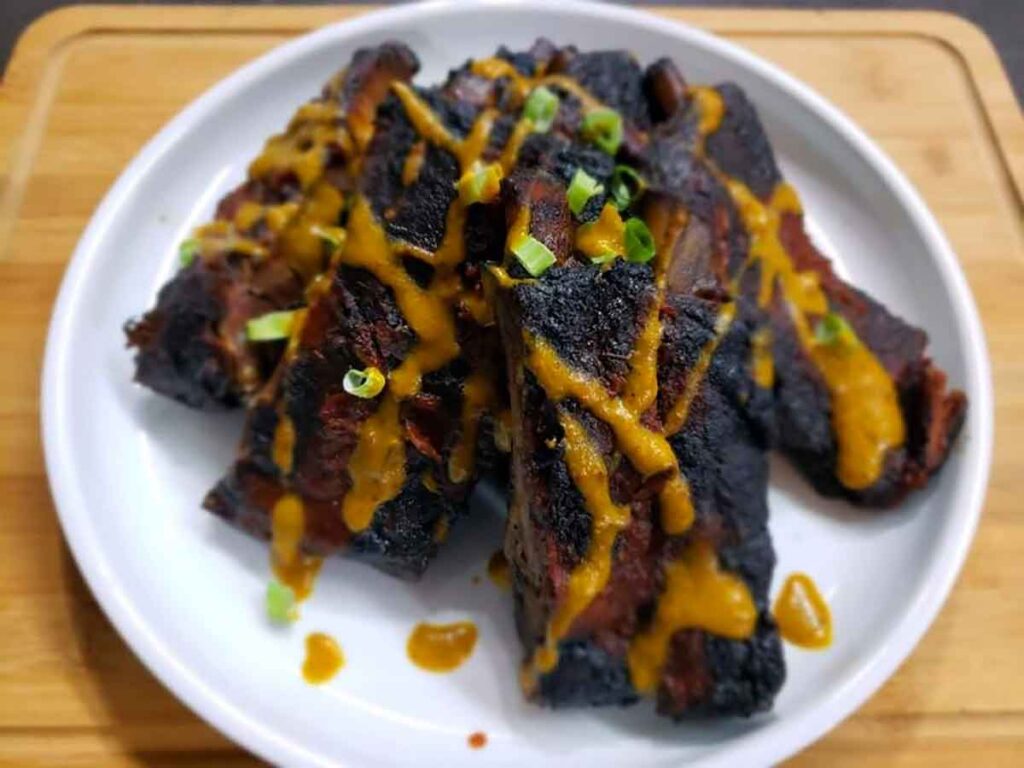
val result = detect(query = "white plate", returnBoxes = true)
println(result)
[41,1,993,766]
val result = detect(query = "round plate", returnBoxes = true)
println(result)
[41,1,993,766]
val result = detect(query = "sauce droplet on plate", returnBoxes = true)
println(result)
[407,621,478,672]
[487,550,511,590]
[302,632,344,683]
[467,731,487,749]
[773,573,832,649]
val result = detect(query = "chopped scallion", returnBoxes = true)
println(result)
[815,312,852,346]
[623,217,655,263]
[581,108,623,155]
[178,238,200,268]
[458,163,504,205]
[246,310,297,342]
[266,579,297,624]
[524,86,559,132]
[610,165,645,210]
[589,251,618,265]
[567,169,604,217]
[343,366,386,399]
[310,225,346,249]
[512,235,556,277]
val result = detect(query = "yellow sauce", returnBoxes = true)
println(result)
[525,335,677,479]
[773,572,832,649]
[272,412,296,474]
[499,118,535,173]
[657,473,696,536]
[402,140,426,186]
[506,205,531,253]
[627,539,757,693]
[407,621,479,672]
[526,414,632,677]
[449,372,495,484]
[271,493,322,601]
[575,203,624,261]
[751,327,775,389]
[725,179,904,490]
[302,632,344,684]
[687,86,725,142]
[341,394,406,532]
[621,299,662,417]
[804,322,905,489]
[487,550,511,590]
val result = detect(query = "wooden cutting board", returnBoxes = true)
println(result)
[1,6,1021,766]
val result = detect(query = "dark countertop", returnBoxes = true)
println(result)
[2,0,1022,107]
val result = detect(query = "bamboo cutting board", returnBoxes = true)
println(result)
[1,6,1022,767]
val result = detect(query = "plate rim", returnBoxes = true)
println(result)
[40,1,994,765]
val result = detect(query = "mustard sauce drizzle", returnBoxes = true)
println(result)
[694,87,905,491]
[627,539,758,693]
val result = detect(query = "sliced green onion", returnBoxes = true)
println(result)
[458,162,504,205]
[567,169,604,217]
[624,217,655,263]
[246,310,297,342]
[178,238,200,268]
[266,579,297,624]
[343,366,386,399]
[524,86,559,132]
[589,251,618,265]
[581,108,623,155]
[815,312,852,346]
[610,165,645,210]
[310,225,346,249]
[512,235,556,277]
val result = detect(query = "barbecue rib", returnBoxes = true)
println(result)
[641,66,967,505]
[204,42,564,578]
[492,112,784,714]
[124,43,419,409]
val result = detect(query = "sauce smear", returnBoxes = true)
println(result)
[302,632,344,684]
[467,731,488,749]
[407,621,478,672]
[773,573,832,649]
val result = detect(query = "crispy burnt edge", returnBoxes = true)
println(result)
[645,62,967,506]
[123,42,420,411]
[655,293,785,718]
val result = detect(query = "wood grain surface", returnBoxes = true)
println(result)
[1,6,1022,767]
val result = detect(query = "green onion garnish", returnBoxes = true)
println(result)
[343,366,386,399]
[610,165,645,210]
[246,310,297,342]
[590,251,618,265]
[310,225,345,249]
[178,238,200,268]
[512,235,556,277]
[458,163,504,205]
[623,217,655,263]
[524,86,559,132]
[567,169,604,217]
[581,108,623,155]
[815,312,852,346]
[266,579,297,624]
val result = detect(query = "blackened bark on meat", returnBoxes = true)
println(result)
[645,78,966,506]
[125,43,419,410]
[657,294,783,717]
